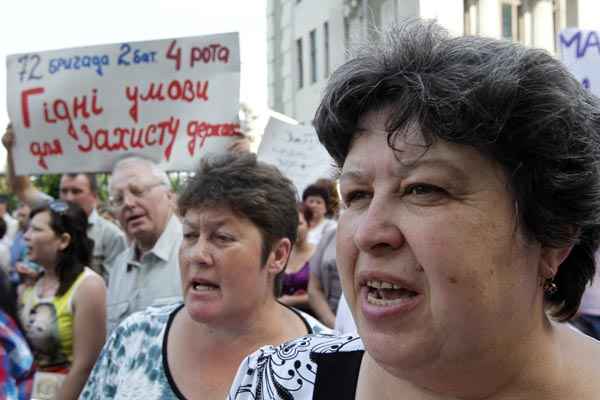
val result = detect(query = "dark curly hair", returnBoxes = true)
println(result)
[30,201,94,296]
[314,19,600,321]
[177,153,299,297]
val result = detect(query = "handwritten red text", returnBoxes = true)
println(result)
[125,80,209,123]
[76,117,180,161]
[166,40,230,71]
[30,139,63,170]
[187,120,240,156]
[42,89,104,140]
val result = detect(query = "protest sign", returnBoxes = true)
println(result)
[558,28,600,97]
[257,116,336,194]
[6,33,240,175]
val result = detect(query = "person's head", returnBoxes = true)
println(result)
[302,184,330,224]
[315,20,600,380]
[15,202,31,231]
[314,178,340,218]
[59,173,98,216]
[296,203,313,245]
[0,194,8,217]
[177,153,298,325]
[109,156,173,252]
[25,201,93,296]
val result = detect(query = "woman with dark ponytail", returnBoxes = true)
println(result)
[19,201,106,399]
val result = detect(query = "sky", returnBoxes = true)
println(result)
[0,0,267,166]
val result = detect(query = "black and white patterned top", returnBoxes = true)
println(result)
[228,334,365,400]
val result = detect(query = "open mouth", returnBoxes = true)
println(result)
[191,281,219,292]
[365,279,418,306]
[127,214,145,225]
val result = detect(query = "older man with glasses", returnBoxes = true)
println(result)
[105,156,183,335]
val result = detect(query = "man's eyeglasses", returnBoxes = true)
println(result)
[49,200,69,215]
[109,181,165,210]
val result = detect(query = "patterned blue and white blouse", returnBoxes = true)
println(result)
[227,334,365,400]
[80,302,330,399]
[0,309,34,400]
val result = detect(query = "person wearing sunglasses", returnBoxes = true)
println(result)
[2,126,127,281]
[18,200,106,400]
[104,156,183,336]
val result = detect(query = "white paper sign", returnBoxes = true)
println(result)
[257,116,336,194]
[6,33,240,175]
[558,28,600,97]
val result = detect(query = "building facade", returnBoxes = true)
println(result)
[267,0,596,124]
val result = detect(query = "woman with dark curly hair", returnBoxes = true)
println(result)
[302,184,337,246]
[19,201,106,399]
[229,19,600,399]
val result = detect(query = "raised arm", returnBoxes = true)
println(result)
[2,124,47,206]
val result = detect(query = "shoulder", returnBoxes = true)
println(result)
[96,216,126,238]
[228,334,361,400]
[81,304,180,399]
[79,268,106,287]
[295,309,334,335]
[112,303,181,338]
[543,322,600,398]
[109,246,134,271]
[324,219,337,230]
[102,304,178,356]
[74,270,106,298]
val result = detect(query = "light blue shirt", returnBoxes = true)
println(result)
[106,215,183,335]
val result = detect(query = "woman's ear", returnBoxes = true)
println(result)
[58,232,72,251]
[266,238,292,275]
[539,244,573,279]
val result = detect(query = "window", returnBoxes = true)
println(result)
[501,3,513,39]
[310,29,317,83]
[296,38,304,89]
[501,1,522,42]
[344,16,351,54]
[323,21,330,77]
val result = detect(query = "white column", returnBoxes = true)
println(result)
[532,0,555,52]
[478,0,502,38]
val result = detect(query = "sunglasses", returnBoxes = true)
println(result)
[49,200,69,215]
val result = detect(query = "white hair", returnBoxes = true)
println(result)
[109,156,170,191]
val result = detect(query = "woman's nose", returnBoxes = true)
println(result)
[353,197,404,256]
[186,238,213,267]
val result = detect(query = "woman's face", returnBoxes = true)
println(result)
[297,212,308,243]
[179,207,280,326]
[24,211,64,267]
[305,196,327,222]
[337,110,546,377]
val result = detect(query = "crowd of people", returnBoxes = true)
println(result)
[0,18,599,400]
